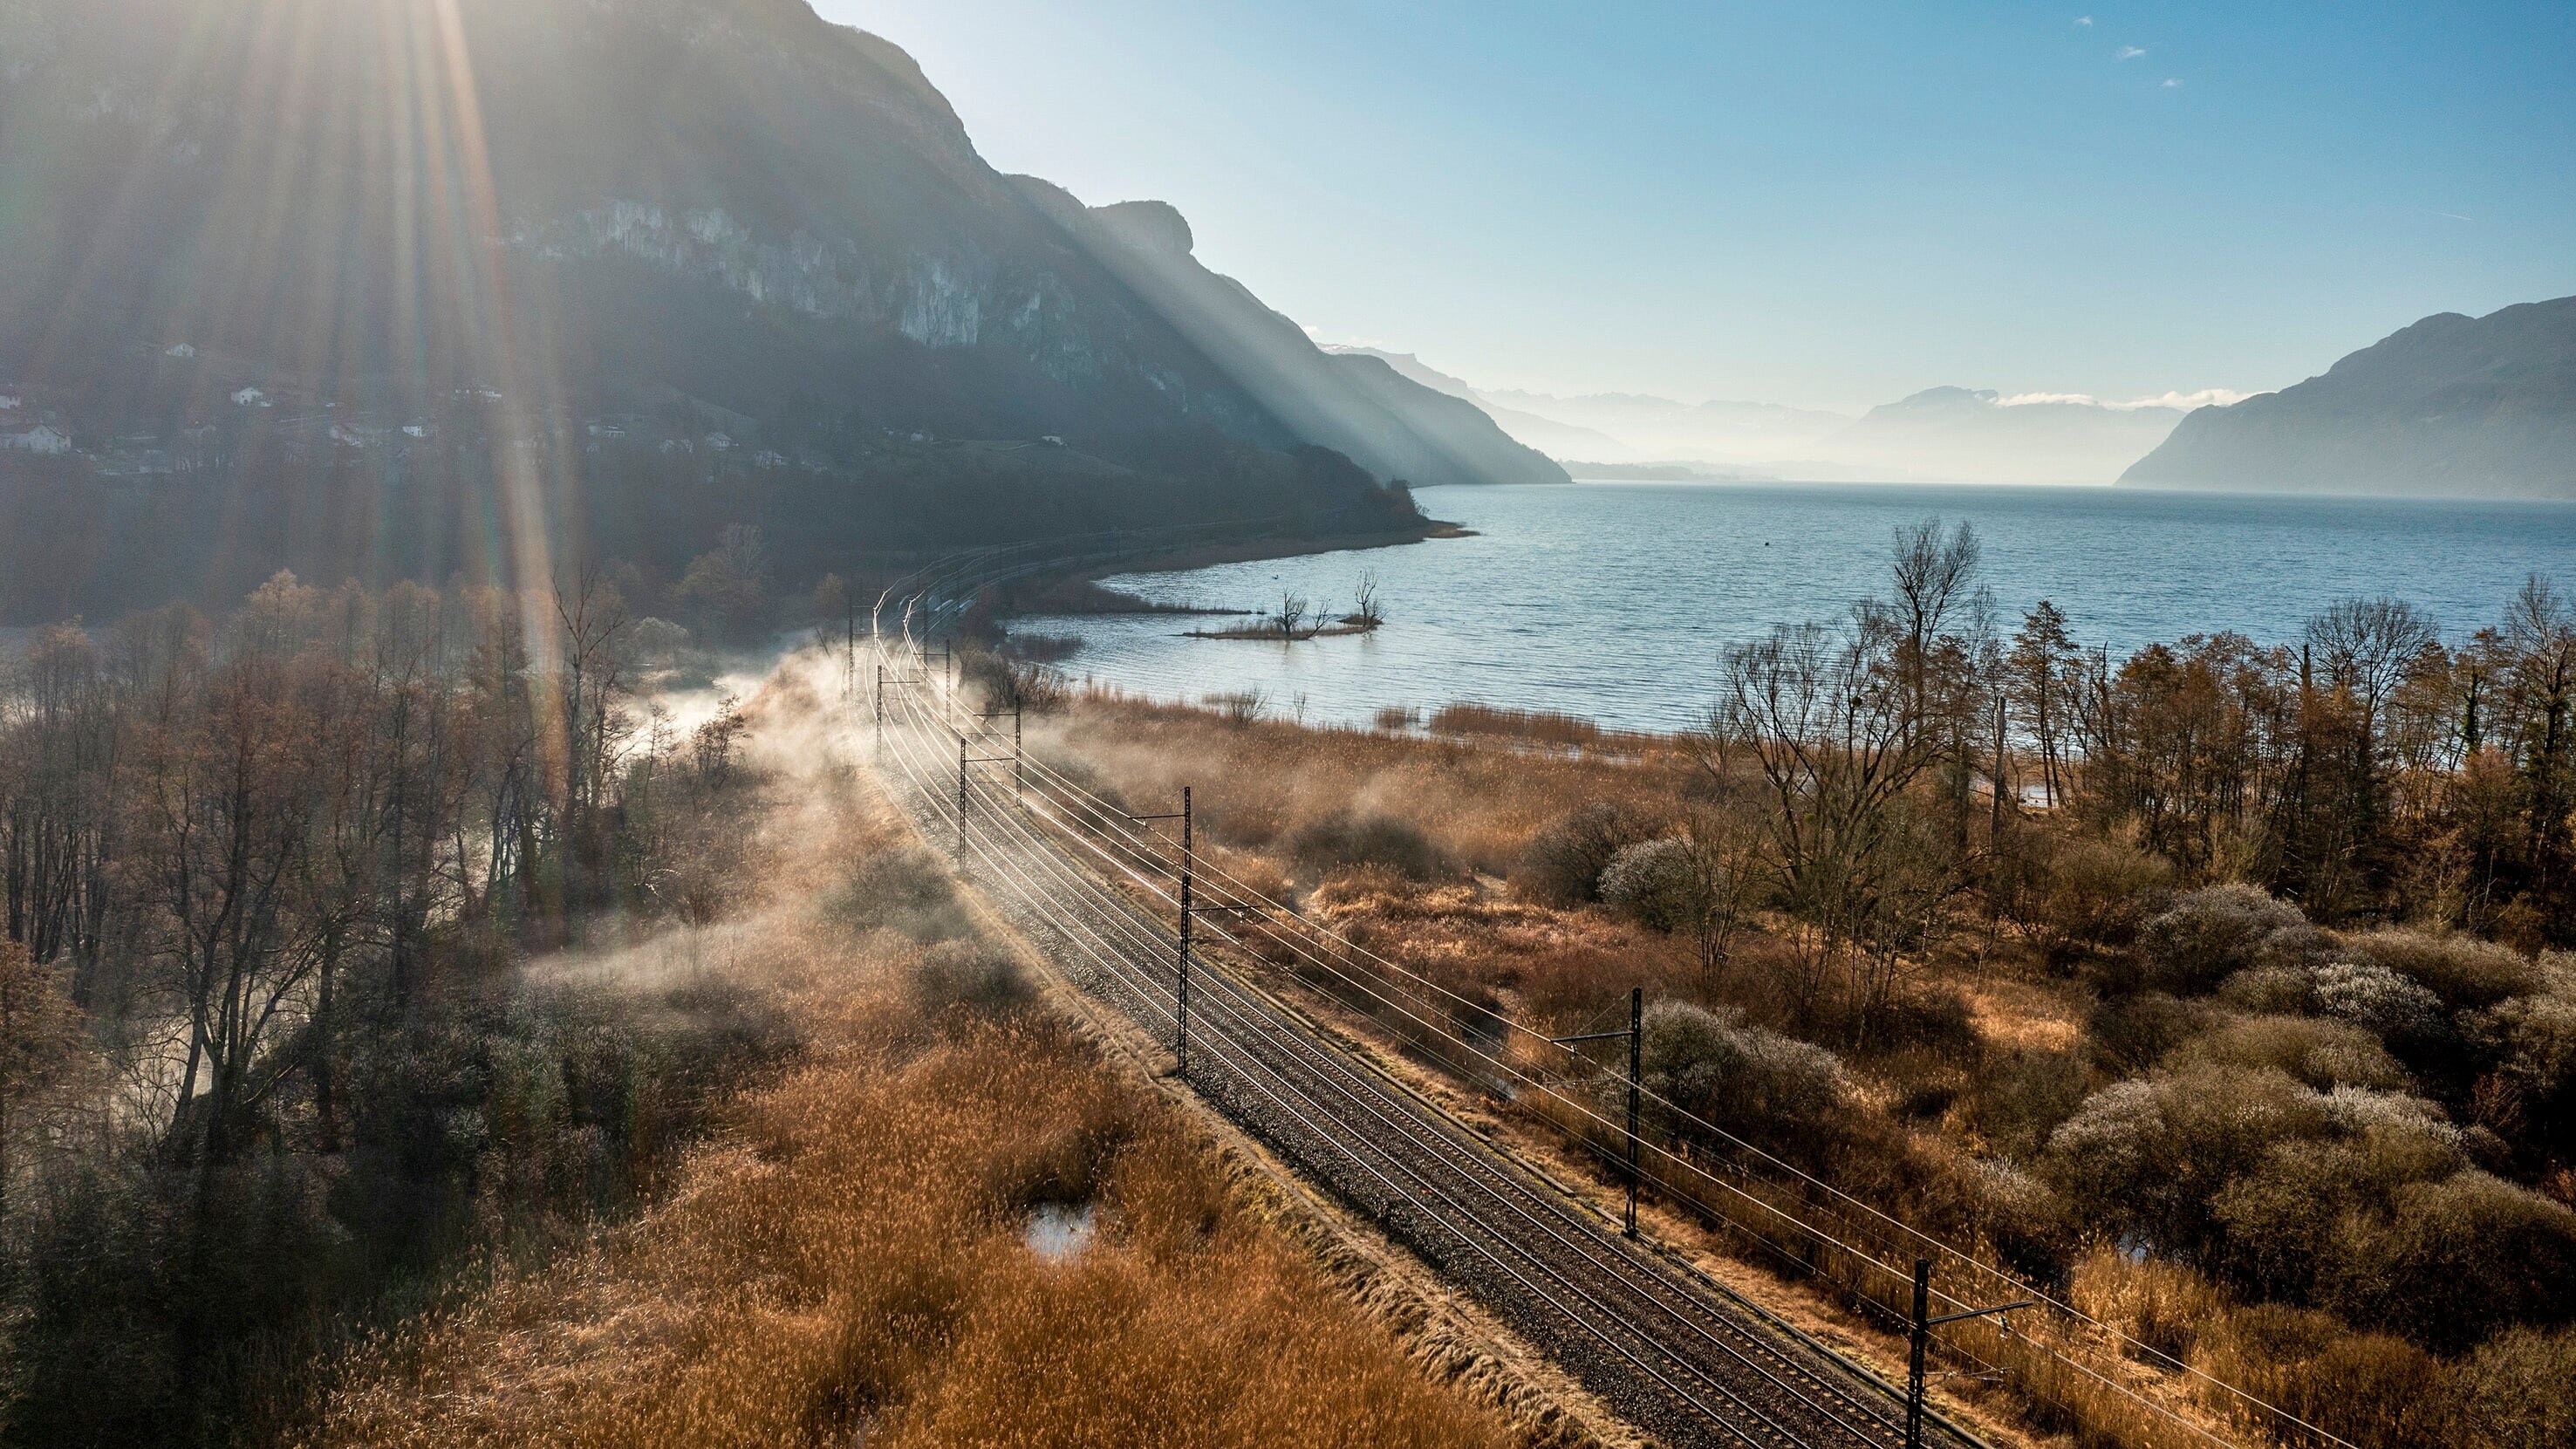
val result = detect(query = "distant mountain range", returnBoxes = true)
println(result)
[1330,349,2215,484]
[2122,297,2576,499]
[0,0,1548,617]
[1825,386,2195,485]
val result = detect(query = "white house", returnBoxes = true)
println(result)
[753,448,787,469]
[0,393,21,412]
[3,425,73,455]
[705,431,734,452]
[164,343,197,359]
[403,423,431,439]
[232,386,270,407]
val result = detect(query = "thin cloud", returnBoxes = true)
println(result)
[2075,15,2094,25]
[2425,209,2472,222]
[2117,45,2148,60]
[2163,77,2183,88]
[1996,389,2252,411]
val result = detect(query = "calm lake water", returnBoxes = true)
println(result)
[1010,482,2576,736]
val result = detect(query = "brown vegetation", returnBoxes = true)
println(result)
[1017,524,2576,1449]
[0,586,1529,1449]
[315,888,1513,1449]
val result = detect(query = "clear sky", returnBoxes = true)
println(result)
[825,2,2574,411]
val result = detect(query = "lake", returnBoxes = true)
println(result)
[1009,482,2576,736]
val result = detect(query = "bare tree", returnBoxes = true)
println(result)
[1349,571,1384,631]
[0,937,84,1220]
[1274,591,1310,641]
[1707,609,1952,1042]
[1889,518,1983,741]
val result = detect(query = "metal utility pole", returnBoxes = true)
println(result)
[1627,986,1642,1236]
[1553,986,1644,1236]
[957,733,968,853]
[1905,1257,2033,1449]
[1177,785,1192,1074]
[1131,788,1253,1079]
[1908,1261,1929,1449]
[973,706,1024,805]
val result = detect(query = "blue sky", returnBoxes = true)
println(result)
[828,2,2574,410]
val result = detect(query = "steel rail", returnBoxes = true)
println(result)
[872,640,1937,1448]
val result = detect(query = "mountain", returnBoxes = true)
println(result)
[1042,215,1568,489]
[1821,386,2190,484]
[1475,390,1854,468]
[1312,346,2213,484]
[1322,347,1631,461]
[2122,297,2576,499]
[0,0,1523,619]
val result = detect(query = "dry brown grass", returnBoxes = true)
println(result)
[322,985,1513,1449]
[1036,693,1704,879]
[309,666,1516,1449]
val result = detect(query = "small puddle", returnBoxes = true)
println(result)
[1023,1202,1098,1263]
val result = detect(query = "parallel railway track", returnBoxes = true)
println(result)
[858,569,1975,1449]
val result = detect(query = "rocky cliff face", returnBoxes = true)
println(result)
[0,0,1541,509]
[2122,297,2576,499]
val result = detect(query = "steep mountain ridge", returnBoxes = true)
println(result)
[2122,297,2576,498]
[1042,200,1568,489]
[0,0,1538,616]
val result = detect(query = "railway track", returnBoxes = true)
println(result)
[858,591,1975,1449]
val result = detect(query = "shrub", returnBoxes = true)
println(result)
[2315,957,2452,1046]
[2003,831,2173,971]
[2087,990,2211,1075]
[1956,1049,2094,1160]
[2210,1139,2368,1302]
[831,845,967,942]
[2348,929,2540,1010]
[2463,1327,2576,1449]
[2217,963,2318,1015]
[1518,799,1661,907]
[2324,1171,2576,1352]
[2483,988,2576,1159]
[1285,811,1451,882]
[2045,1065,2329,1255]
[2175,1014,2409,1090]
[1599,837,1707,933]
[2135,885,2322,995]
[1636,1000,1845,1155]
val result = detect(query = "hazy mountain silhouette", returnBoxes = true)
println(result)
[1474,388,1852,468]
[1322,347,1625,462]
[2122,297,2576,499]
[1823,386,2192,484]
[1041,211,1567,489]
